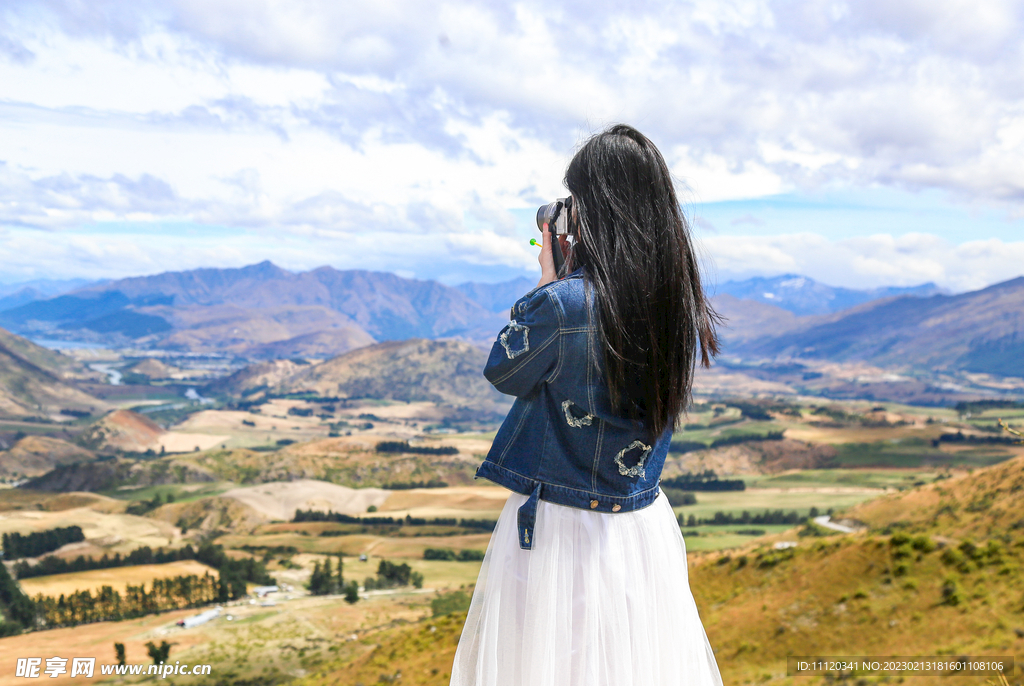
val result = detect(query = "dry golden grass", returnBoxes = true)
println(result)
[378,486,510,516]
[220,479,391,520]
[0,506,181,553]
[19,560,218,597]
[156,432,231,453]
[0,489,118,513]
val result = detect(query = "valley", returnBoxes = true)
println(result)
[1,266,1023,685]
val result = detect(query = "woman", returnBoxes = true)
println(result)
[451,124,723,686]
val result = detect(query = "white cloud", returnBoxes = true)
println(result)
[1,0,1024,285]
[704,232,1024,292]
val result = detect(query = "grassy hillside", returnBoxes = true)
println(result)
[0,326,105,419]
[288,456,1024,686]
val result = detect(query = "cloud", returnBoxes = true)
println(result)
[703,232,1024,292]
[1,0,1024,285]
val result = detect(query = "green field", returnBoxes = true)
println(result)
[834,438,1015,468]
[743,468,942,490]
[681,524,799,551]
[671,489,877,522]
[100,481,234,503]
[672,420,782,445]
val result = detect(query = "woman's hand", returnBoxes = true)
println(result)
[536,226,569,288]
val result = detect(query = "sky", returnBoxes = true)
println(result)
[1,0,1024,292]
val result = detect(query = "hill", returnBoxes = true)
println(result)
[738,276,1024,377]
[76,409,165,452]
[283,339,506,408]
[0,262,513,356]
[214,338,509,413]
[0,436,96,479]
[0,326,106,418]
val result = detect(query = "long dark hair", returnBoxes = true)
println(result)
[565,124,719,439]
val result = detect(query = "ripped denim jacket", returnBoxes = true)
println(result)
[476,268,670,550]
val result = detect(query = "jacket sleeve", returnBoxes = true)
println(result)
[483,287,562,397]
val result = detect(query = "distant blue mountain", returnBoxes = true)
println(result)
[455,277,535,314]
[715,274,945,316]
[0,278,98,301]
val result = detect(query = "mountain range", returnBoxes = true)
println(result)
[731,276,1024,377]
[0,262,514,358]
[1,263,1022,381]
[716,274,944,315]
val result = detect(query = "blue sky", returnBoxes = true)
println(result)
[1,0,1023,292]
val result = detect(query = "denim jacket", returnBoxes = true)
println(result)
[476,268,670,550]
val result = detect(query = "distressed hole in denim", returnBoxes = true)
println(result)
[614,440,651,479]
[499,320,530,359]
[562,399,594,428]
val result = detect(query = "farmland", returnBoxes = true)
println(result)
[1,394,1023,685]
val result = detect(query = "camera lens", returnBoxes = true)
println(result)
[536,201,559,231]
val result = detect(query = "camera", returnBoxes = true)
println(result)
[535,196,573,274]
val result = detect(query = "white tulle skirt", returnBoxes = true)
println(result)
[450,489,724,686]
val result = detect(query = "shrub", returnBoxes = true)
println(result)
[911,535,936,552]
[941,578,961,606]
[891,545,913,560]
[431,590,471,617]
[958,540,979,560]
[889,532,911,547]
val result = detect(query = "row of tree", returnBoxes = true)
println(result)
[293,509,497,532]
[423,548,485,561]
[375,440,458,455]
[669,432,785,457]
[14,544,200,579]
[677,507,832,527]
[2,526,85,559]
[662,470,746,492]
[381,480,449,489]
[936,431,1019,445]
[33,574,221,628]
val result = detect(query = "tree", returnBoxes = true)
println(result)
[322,557,335,594]
[0,560,35,628]
[145,640,172,665]
[336,554,344,589]
[344,581,359,604]
[114,643,126,666]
